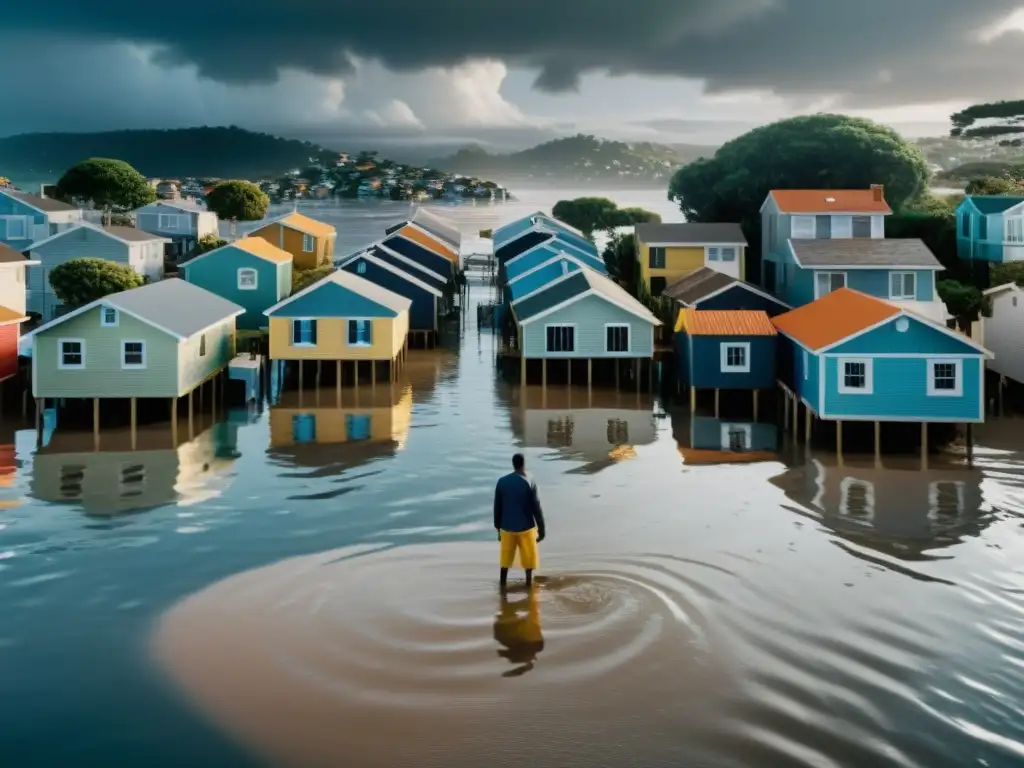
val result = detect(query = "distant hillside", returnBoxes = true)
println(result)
[0,126,342,182]
[433,134,710,184]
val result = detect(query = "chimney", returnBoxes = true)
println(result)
[870,184,884,202]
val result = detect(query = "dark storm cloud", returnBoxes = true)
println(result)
[5,0,1023,106]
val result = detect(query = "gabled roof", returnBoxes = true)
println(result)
[393,223,459,262]
[771,288,990,355]
[0,306,28,326]
[411,208,462,249]
[375,239,449,284]
[23,278,244,342]
[963,195,1024,215]
[788,238,941,269]
[515,268,660,326]
[25,223,170,251]
[264,269,412,317]
[337,249,442,297]
[143,199,209,214]
[0,188,78,213]
[662,267,737,303]
[507,250,593,285]
[676,309,776,336]
[102,226,169,243]
[766,189,892,214]
[261,212,336,238]
[179,236,293,268]
[635,223,747,245]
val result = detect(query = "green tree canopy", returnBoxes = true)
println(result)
[55,157,156,211]
[292,266,335,293]
[205,180,270,222]
[937,279,988,332]
[48,258,144,308]
[951,100,1024,142]
[552,197,662,236]
[964,175,1024,196]
[601,232,637,288]
[189,233,228,258]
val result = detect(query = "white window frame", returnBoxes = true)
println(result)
[814,271,847,299]
[720,423,752,451]
[604,323,630,354]
[292,318,317,347]
[1006,216,1024,245]
[158,213,179,230]
[237,267,258,290]
[121,340,147,369]
[719,246,737,262]
[837,357,873,394]
[889,271,916,300]
[58,338,86,370]
[346,317,373,347]
[720,342,751,373]
[927,358,963,397]
[2,216,29,240]
[791,215,816,239]
[839,477,876,526]
[100,307,119,327]
[706,246,720,262]
[302,234,315,252]
[544,323,577,354]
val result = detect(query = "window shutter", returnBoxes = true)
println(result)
[348,319,357,344]
[292,320,302,345]
[364,321,372,344]
[309,320,318,345]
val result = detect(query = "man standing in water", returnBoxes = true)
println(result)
[494,453,546,590]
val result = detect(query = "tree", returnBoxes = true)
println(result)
[601,232,637,288]
[964,175,1024,195]
[292,266,334,293]
[189,233,228,258]
[205,180,270,236]
[49,258,144,308]
[56,158,156,218]
[990,262,1024,287]
[552,198,662,237]
[951,100,1024,142]
[937,279,988,332]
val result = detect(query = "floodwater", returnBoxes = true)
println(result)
[1,194,1024,766]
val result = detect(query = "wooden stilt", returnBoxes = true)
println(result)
[921,422,928,470]
[188,391,194,440]
[130,398,137,451]
[805,408,812,445]
[690,386,696,412]
[542,359,547,389]
[836,421,843,466]
[198,380,204,412]
[635,359,640,395]
[615,361,620,390]
[714,388,720,418]
[648,359,654,394]
[753,389,759,421]
[567,359,572,387]
[299,360,304,390]
[587,359,593,397]
[999,375,1005,416]
[336,361,342,407]
[783,388,790,431]
[316,360,322,386]
[171,397,178,445]
[521,356,526,388]
[966,423,974,466]
[792,395,799,439]
[354,360,359,386]
[211,373,217,417]
[34,397,41,444]
[93,398,100,452]
[371,359,376,391]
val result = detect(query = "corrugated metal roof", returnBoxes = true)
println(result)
[680,309,776,336]
[790,238,941,268]
[770,189,891,214]
[635,223,747,245]
[770,288,899,350]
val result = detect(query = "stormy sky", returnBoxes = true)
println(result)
[4,1,1023,146]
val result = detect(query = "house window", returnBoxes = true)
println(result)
[803,349,809,380]
[3,216,28,240]
[100,307,119,326]
[545,324,575,353]
[292,414,317,443]
[199,333,207,357]
[58,339,85,369]
[960,213,971,238]
[347,319,372,346]
[838,358,873,394]
[720,342,750,373]
[852,215,872,238]
[1007,217,1024,244]
[815,215,832,238]
[791,216,815,238]
[889,272,916,300]
[356,260,367,274]
[292,318,317,346]
[121,340,146,368]
[158,214,179,230]
[606,324,630,353]
[648,247,666,269]
[707,247,720,261]
[238,268,258,290]
[722,423,751,452]
[720,247,736,261]
[840,478,876,526]
[979,216,988,240]
[815,271,846,298]
[927,359,962,397]
[302,234,315,252]
[345,414,372,441]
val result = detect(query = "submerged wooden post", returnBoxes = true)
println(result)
[34,397,41,444]
[966,423,974,466]
[211,373,217,417]
[198,380,204,412]
[336,361,342,408]
[805,408,812,445]
[836,420,843,466]
[792,395,799,439]
[714,388,720,418]
[921,422,928,470]
[567,359,572,387]
[690,386,696,412]
[542,359,547,389]
[615,361,620,390]
[753,389,759,421]
[171,397,178,445]
[587,359,592,396]
[298,360,304,390]
[521,356,526,388]
[93,398,100,451]
[130,398,137,451]
[354,360,359,386]
[635,359,640,395]
[371,360,376,391]
[874,421,881,467]
[188,390,194,440]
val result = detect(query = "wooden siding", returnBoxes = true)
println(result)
[639,243,745,291]
[33,305,180,398]
[249,222,334,270]
[184,246,286,330]
[0,323,19,380]
[340,257,437,331]
[269,281,398,319]
[521,293,654,359]
[0,194,47,247]
[177,320,235,394]
[0,262,28,316]
[268,314,407,361]
[686,335,776,390]
[828,315,976,356]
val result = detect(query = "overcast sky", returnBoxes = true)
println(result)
[4,1,1024,148]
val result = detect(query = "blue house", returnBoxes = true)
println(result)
[180,236,293,330]
[674,309,777,393]
[677,415,779,465]
[493,214,600,267]
[377,232,454,282]
[507,253,594,303]
[772,288,991,427]
[338,247,444,333]
[0,188,82,248]
[955,195,1024,263]
[663,266,790,316]
[493,211,588,250]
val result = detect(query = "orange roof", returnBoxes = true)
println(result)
[0,306,27,326]
[771,288,899,350]
[679,308,776,336]
[769,189,892,214]
[678,447,777,465]
[277,212,336,238]
[232,236,294,263]
[397,224,458,263]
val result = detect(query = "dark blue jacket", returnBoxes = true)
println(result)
[494,472,546,535]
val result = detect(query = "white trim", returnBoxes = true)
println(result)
[543,322,578,354]
[120,339,147,369]
[814,309,992,357]
[803,349,809,380]
[158,213,180,230]
[822,352,977,359]
[983,282,1020,298]
[642,241,746,248]
[518,287,659,327]
[510,267,580,306]
[0,215,30,240]
[813,271,847,299]
[375,241,448,284]
[302,233,315,253]
[604,323,631,354]
[237,267,258,290]
[888,271,916,300]
[100,306,119,327]
[345,317,373,347]
[338,250,442,296]
[291,317,318,347]
[927,358,963,397]
[507,251,591,285]
[818,354,826,416]
[837,357,873,394]
[692,280,791,310]
[816,414,984,424]
[720,341,751,373]
[57,338,86,370]
[23,223,169,251]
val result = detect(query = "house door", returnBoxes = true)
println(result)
[763,261,777,293]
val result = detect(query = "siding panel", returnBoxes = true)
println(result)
[522,294,654,358]
[829,316,978,356]
[688,335,775,389]
[339,257,437,330]
[268,316,403,360]
[178,321,236,393]
[183,246,281,330]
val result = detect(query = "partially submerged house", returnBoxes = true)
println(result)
[0,243,36,381]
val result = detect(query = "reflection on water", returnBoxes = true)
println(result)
[672,412,779,466]
[494,586,544,677]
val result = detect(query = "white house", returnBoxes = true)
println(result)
[981,282,1024,384]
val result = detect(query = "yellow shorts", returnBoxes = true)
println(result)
[499,528,539,570]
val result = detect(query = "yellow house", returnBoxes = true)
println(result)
[635,223,747,296]
[264,269,411,371]
[249,212,337,270]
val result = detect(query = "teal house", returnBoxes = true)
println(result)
[674,308,777,392]
[955,195,1024,263]
[180,236,294,330]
